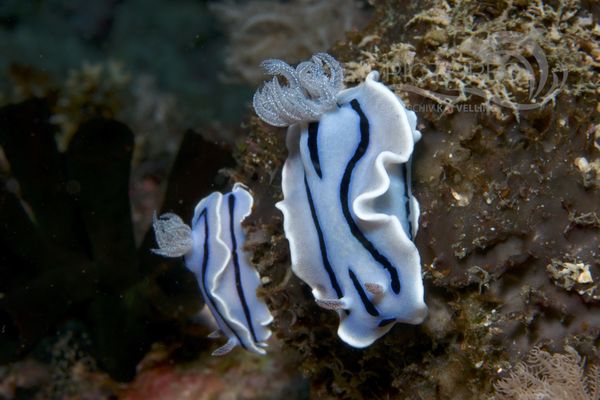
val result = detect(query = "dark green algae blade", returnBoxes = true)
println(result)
[65,118,139,292]
[0,99,82,252]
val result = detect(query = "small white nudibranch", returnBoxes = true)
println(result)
[153,184,273,355]
[253,53,427,348]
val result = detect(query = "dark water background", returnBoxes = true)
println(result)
[0,0,252,126]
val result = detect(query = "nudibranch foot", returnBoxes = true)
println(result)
[254,53,427,348]
[364,283,385,295]
[152,184,273,355]
[315,298,349,311]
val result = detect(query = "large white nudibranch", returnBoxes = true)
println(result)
[254,53,427,348]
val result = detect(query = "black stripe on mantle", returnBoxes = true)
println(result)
[339,99,402,295]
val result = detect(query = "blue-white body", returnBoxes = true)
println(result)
[153,184,272,355]
[254,55,427,348]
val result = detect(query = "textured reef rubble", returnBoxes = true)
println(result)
[230,0,600,398]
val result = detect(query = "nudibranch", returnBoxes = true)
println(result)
[253,53,427,348]
[152,184,273,355]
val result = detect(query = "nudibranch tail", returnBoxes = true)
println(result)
[152,184,273,356]
[253,52,344,127]
[207,330,222,339]
[211,338,238,357]
[259,53,427,348]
